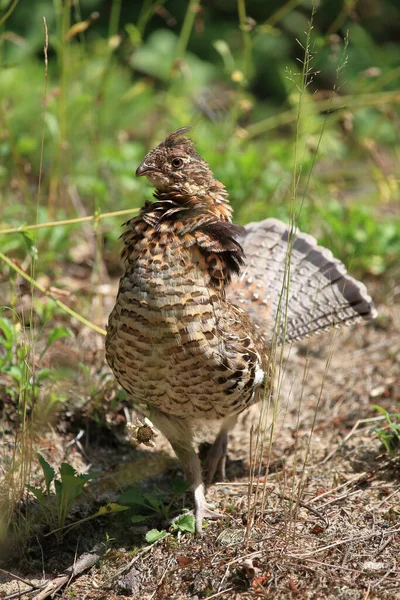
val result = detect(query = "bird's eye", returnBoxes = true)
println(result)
[171,157,184,169]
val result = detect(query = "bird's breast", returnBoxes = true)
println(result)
[106,234,266,419]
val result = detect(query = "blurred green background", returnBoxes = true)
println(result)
[0,0,399,281]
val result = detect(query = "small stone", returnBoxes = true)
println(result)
[117,566,140,595]
[361,561,386,571]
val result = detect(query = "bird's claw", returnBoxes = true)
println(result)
[193,483,226,535]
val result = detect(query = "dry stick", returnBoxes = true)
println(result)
[376,486,400,509]
[371,562,397,590]
[215,481,276,486]
[318,488,365,509]
[206,588,235,600]
[275,492,329,526]
[31,544,104,600]
[245,424,255,541]
[297,558,386,574]
[308,472,367,504]
[288,527,400,559]
[149,556,173,600]
[217,565,231,593]
[0,568,41,592]
[3,587,47,600]
[374,533,396,557]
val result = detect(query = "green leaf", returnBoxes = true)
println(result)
[171,477,189,495]
[36,368,53,383]
[5,365,23,383]
[18,231,37,259]
[37,453,55,495]
[47,326,73,348]
[118,487,147,506]
[143,492,162,511]
[55,464,97,514]
[59,462,76,478]
[0,316,15,348]
[27,484,46,506]
[371,405,388,416]
[145,529,167,543]
[131,514,149,523]
[171,513,196,534]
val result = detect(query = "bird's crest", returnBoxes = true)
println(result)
[162,127,199,157]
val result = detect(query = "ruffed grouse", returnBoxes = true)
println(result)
[106,128,377,533]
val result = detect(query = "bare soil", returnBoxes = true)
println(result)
[1,280,399,600]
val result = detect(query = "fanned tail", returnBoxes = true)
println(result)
[227,218,377,345]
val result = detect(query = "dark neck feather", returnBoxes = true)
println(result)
[122,191,244,289]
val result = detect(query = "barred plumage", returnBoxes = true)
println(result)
[106,128,376,534]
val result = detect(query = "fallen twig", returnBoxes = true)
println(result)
[309,472,367,504]
[274,492,329,526]
[288,527,400,559]
[31,544,104,600]
[149,556,173,599]
[205,587,235,599]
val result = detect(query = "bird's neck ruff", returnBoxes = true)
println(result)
[121,189,245,289]
[148,179,233,222]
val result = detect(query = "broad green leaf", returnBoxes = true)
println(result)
[59,462,76,478]
[37,453,55,494]
[0,317,15,347]
[171,477,189,495]
[35,368,53,383]
[131,514,149,523]
[18,231,37,259]
[145,529,167,543]
[118,487,148,506]
[5,365,23,383]
[171,513,196,534]
[47,327,73,348]
[143,492,161,511]
[27,485,46,505]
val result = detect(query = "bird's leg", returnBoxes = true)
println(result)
[204,415,238,485]
[150,408,224,534]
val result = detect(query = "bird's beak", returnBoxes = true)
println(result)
[136,162,154,177]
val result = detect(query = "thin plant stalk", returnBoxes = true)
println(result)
[174,0,200,65]
[108,0,122,38]
[0,208,139,235]
[246,89,400,139]
[0,252,106,336]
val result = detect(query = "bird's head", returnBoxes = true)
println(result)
[136,127,218,197]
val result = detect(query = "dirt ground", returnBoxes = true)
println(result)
[1,279,399,600]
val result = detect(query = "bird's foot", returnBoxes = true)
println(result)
[193,483,225,535]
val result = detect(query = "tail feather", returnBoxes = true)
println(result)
[228,218,377,345]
